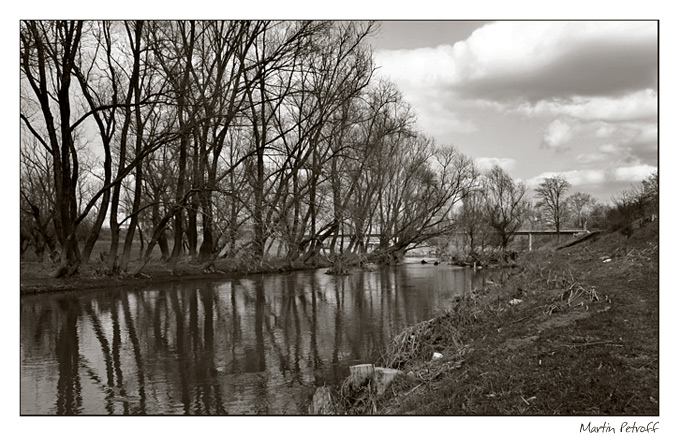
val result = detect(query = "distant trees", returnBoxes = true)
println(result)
[481,165,528,252]
[456,188,493,257]
[600,171,658,236]
[452,166,659,259]
[637,170,659,215]
[535,175,571,242]
[567,192,596,230]
[547,172,658,238]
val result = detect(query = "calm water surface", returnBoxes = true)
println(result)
[20,262,487,415]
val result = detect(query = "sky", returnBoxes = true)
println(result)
[368,21,658,202]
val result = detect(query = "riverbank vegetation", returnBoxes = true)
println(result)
[325,217,658,415]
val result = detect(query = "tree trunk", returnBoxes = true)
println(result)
[167,135,188,271]
[80,190,109,264]
[186,196,199,261]
[152,202,170,261]
[119,21,145,272]
[198,190,214,262]
[166,21,196,272]
[253,147,265,261]
[120,153,144,271]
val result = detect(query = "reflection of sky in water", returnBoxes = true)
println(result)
[20,265,486,415]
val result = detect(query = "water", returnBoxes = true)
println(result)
[20,263,487,415]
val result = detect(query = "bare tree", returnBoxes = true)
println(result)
[69,21,118,264]
[482,165,528,252]
[567,191,596,230]
[20,21,86,277]
[344,80,413,256]
[375,141,476,262]
[270,21,376,263]
[242,21,312,262]
[146,20,198,271]
[535,175,571,242]
[456,186,493,258]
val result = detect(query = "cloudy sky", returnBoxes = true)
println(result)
[368,21,658,201]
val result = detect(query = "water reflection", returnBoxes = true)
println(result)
[21,264,486,415]
[56,299,82,415]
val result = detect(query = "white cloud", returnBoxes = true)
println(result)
[541,119,573,151]
[374,47,456,88]
[526,164,657,190]
[418,114,478,135]
[576,153,607,164]
[634,123,659,145]
[576,141,651,168]
[374,21,657,103]
[514,89,657,122]
[538,118,656,162]
[475,157,517,172]
[595,124,617,138]
[593,122,657,159]
[526,169,608,188]
[411,92,479,135]
[612,165,657,183]
[371,21,658,202]
[598,143,621,154]
[374,21,657,159]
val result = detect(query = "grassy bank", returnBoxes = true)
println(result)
[333,221,659,415]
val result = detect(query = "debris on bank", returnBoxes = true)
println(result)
[308,364,402,415]
[384,314,465,369]
[346,364,401,396]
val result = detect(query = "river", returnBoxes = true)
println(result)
[20,262,487,415]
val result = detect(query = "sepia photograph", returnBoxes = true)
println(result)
[13,3,671,435]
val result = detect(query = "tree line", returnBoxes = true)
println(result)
[454,169,658,259]
[19,20,657,278]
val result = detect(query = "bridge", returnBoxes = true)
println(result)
[321,229,585,238]
[310,229,587,252]
[512,229,587,251]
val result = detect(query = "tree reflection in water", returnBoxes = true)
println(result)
[55,299,82,415]
[21,264,486,414]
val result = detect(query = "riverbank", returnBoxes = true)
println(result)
[19,256,332,295]
[330,221,659,415]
